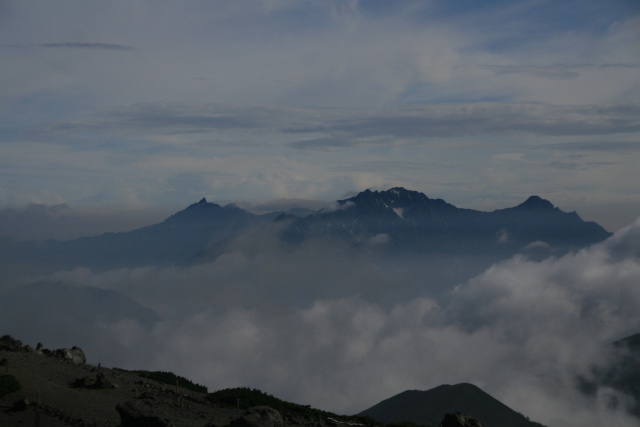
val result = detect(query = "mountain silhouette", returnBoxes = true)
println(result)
[0,188,611,278]
[280,187,610,255]
[358,383,545,427]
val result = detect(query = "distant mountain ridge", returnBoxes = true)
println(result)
[0,188,611,278]
[280,187,610,255]
[358,383,546,427]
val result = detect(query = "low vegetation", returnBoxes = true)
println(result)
[0,374,21,397]
[207,387,379,425]
[134,370,208,393]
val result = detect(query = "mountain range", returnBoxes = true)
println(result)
[0,187,611,279]
[280,187,609,254]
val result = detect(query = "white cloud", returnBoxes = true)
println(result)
[7,217,636,426]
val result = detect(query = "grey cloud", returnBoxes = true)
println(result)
[546,160,619,171]
[547,161,582,170]
[600,63,640,69]
[486,64,583,79]
[330,160,433,172]
[21,102,640,147]
[541,141,640,152]
[287,137,353,151]
[321,104,640,140]
[40,42,135,51]
[21,103,291,141]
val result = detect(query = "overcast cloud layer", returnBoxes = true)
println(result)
[1,0,639,230]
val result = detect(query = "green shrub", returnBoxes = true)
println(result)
[206,387,381,425]
[0,374,21,397]
[135,370,208,393]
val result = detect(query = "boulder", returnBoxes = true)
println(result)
[441,412,486,427]
[69,346,86,364]
[230,406,284,427]
[0,335,22,351]
[116,399,168,427]
[53,346,86,364]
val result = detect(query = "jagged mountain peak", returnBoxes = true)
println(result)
[516,195,556,211]
[342,187,455,212]
[187,197,220,209]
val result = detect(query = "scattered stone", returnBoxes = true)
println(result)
[230,406,284,427]
[440,412,486,427]
[52,346,86,365]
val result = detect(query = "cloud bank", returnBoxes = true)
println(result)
[2,217,636,426]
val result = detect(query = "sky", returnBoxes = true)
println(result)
[1,0,640,232]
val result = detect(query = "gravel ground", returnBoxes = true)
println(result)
[0,348,251,426]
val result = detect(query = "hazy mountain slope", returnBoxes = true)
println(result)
[0,281,160,353]
[358,383,545,427]
[0,199,261,277]
[282,187,610,255]
[0,188,611,282]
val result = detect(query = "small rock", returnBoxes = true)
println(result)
[53,346,86,364]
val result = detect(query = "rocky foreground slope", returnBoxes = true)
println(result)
[1,335,484,427]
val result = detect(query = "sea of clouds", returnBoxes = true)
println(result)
[3,215,640,426]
